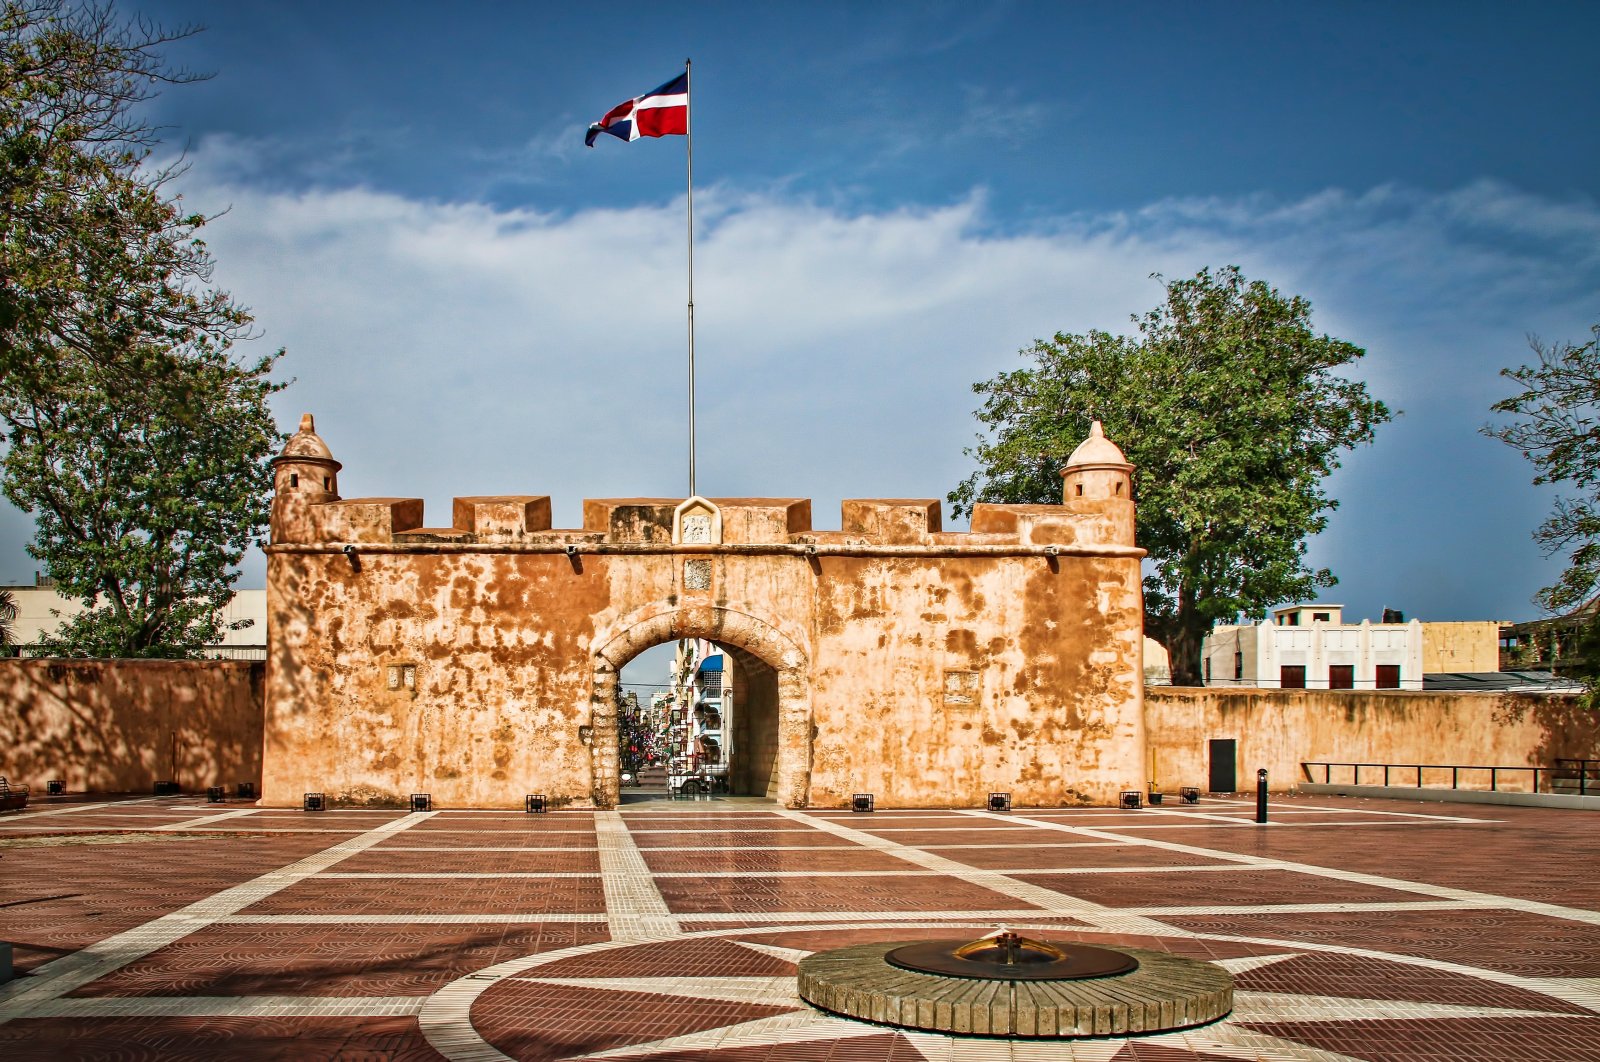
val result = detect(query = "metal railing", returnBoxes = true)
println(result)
[1302,760,1597,796]
[1554,759,1600,795]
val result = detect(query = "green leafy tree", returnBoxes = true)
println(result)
[1,1,243,400]
[1485,323,1600,683]
[0,1,284,657]
[0,586,15,651]
[951,266,1392,686]
[1485,324,1600,614]
[3,347,281,657]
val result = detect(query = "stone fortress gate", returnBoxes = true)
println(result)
[262,415,1148,808]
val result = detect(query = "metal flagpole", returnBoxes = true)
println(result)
[685,57,696,499]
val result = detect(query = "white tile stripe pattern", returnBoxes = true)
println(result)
[378,846,604,852]
[769,807,1181,938]
[310,864,1306,879]
[25,995,425,1018]
[0,800,124,819]
[414,916,1598,1062]
[593,809,680,941]
[958,807,1600,1018]
[221,913,613,924]
[958,806,1600,928]
[0,826,384,835]
[150,808,265,831]
[0,810,438,1026]
[212,898,1508,926]
[6,799,1600,1061]
[1199,928,1600,1018]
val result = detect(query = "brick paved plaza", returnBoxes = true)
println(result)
[2,794,1599,1060]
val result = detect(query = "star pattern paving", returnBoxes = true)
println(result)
[1,794,1598,1060]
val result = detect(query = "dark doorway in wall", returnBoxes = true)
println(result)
[1208,739,1238,793]
[1376,664,1401,689]
[1280,665,1307,689]
[1329,664,1355,690]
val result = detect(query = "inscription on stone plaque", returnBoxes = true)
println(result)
[682,514,712,543]
[684,559,712,590]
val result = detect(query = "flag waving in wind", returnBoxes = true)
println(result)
[585,61,702,498]
[585,72,689,147]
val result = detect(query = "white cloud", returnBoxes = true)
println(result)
[4,143,1591,622]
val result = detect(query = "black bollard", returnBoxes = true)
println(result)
[1255,768,1268,823]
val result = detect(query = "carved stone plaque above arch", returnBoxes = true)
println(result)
[673,495,722,545]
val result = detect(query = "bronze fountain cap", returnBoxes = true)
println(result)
[884,927,1139,982]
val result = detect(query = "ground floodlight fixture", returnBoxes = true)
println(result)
[154,780,179,796]
[238,781,257,799]
[852,793,874,813]
[1119,790,1142,810]
[988,792,1012,812]
[206,786,225,803]
[46,780,64,795]
[1180,786,1200,804]
[526,793,547,814]
[411,793,432,812]
[303,792,325,812]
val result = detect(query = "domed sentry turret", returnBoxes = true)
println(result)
[270,414,342,544]
[1060,420,1136,546]
[273,413,342,499]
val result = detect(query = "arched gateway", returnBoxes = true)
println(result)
[262,416,1148,808]
[590,603,811,808]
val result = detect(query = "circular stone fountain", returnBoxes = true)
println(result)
[797,929,1232,1038]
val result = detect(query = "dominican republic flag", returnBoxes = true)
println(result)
[585,72,688,147]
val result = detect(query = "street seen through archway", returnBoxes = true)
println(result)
[619,639,777,800]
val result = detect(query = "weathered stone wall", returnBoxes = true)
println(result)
[261,415,1150,810]
[729,653,781,799]
[1146,686,1600,793]
[806,552,1145,807]
[263,536,1148,809]
[0,659,263,794]
[11,659,1591,806]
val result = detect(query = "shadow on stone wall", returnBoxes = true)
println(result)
[0,659,264,793]
[1146,686,1599,793]
[1492,692,1600,765]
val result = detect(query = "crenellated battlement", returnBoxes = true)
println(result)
[262,413,1150,811]
[268,416,1139,552]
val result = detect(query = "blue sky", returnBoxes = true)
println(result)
[4,0,1598,636]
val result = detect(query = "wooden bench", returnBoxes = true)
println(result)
[0,776,29,812]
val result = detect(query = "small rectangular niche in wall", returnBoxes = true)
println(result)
[386,664,418,692]
[943,669,981,710]
[684,559,712,591]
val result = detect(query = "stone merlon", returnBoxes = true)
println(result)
[268,415,1141,554]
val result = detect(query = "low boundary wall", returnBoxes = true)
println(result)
[0,659,264,795]
[1145,686,1600,794]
